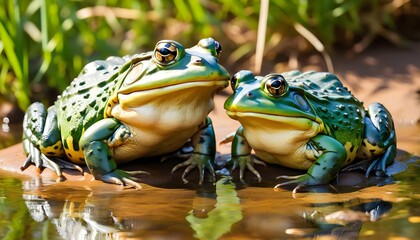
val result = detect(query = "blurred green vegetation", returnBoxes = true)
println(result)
[0,0,417,110]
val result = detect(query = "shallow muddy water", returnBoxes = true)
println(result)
[0,100,419,239]
[0,141,419,239]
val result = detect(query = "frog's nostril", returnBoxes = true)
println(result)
[247,92,253,97]
[192,56,203,65]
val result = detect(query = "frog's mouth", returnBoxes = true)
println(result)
[226,111,323,130]
[117,80,228,106]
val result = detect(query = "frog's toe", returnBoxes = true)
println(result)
[232,155,264,183]
[241,161,262,183]
[55,158,84,175]
[22,143,66,181]
[171,153,215,185]
[275,174,306,187]
[275,173,329,195]
[99,169,142,189]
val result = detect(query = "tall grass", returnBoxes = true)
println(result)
[0,0,411,110]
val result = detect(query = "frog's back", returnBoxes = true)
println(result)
[282,70,366,161]
[55,56,129,161]
[282,70,354,99]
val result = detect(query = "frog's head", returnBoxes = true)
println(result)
[224,70,324,131]
[115,38,230,106]
[110,38,230,128]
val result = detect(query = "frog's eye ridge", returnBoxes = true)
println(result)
[265,74,288,97]
[154,42,178,65]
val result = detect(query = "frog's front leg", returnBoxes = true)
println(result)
[80,118,144,188]
[275,135,347,194]
[172,117,218,185]
[22,103,83,180]
[226,126,265,182]
[357,103,397,176]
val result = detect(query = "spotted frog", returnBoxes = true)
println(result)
[22,38,230,188]
[223,70,396,192]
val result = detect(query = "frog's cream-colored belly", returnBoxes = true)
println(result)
[111,126,197,163]
[109,90,215,162]
[242,119,322,170]
[254,148,315,170]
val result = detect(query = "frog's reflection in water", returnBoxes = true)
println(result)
[21,173,397,240]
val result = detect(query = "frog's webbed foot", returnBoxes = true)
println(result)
[231,155,265,183]
[171,153,215,185]
[365,144,397,177]
[97,169,149,189]
[275,173,334,196]
[22,141,85,181]
[22,141,67,182]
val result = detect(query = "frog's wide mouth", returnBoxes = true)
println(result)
[118,79,228,94]
[226,110,321,124]
[117,80,228,106]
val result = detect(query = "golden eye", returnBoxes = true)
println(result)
[154,42,178,65]
[264,74,288,97]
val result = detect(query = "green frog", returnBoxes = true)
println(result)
[22,38,230,188]
[223,70,396,193]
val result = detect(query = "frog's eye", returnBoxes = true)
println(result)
[215,41,222,56]
[263,74,288,97]
[230,74,238,92]
[154,42,178,65]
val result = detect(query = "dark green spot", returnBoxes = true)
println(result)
[98,81,107,87]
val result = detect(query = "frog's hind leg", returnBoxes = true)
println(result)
[22,103,83,180]
[356,102,397,177]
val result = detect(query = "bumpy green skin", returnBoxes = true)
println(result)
[224,70,396,191]
[22,38,230,187]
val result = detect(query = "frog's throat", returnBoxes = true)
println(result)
[226,111,324,132]
[105,80,227,117]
